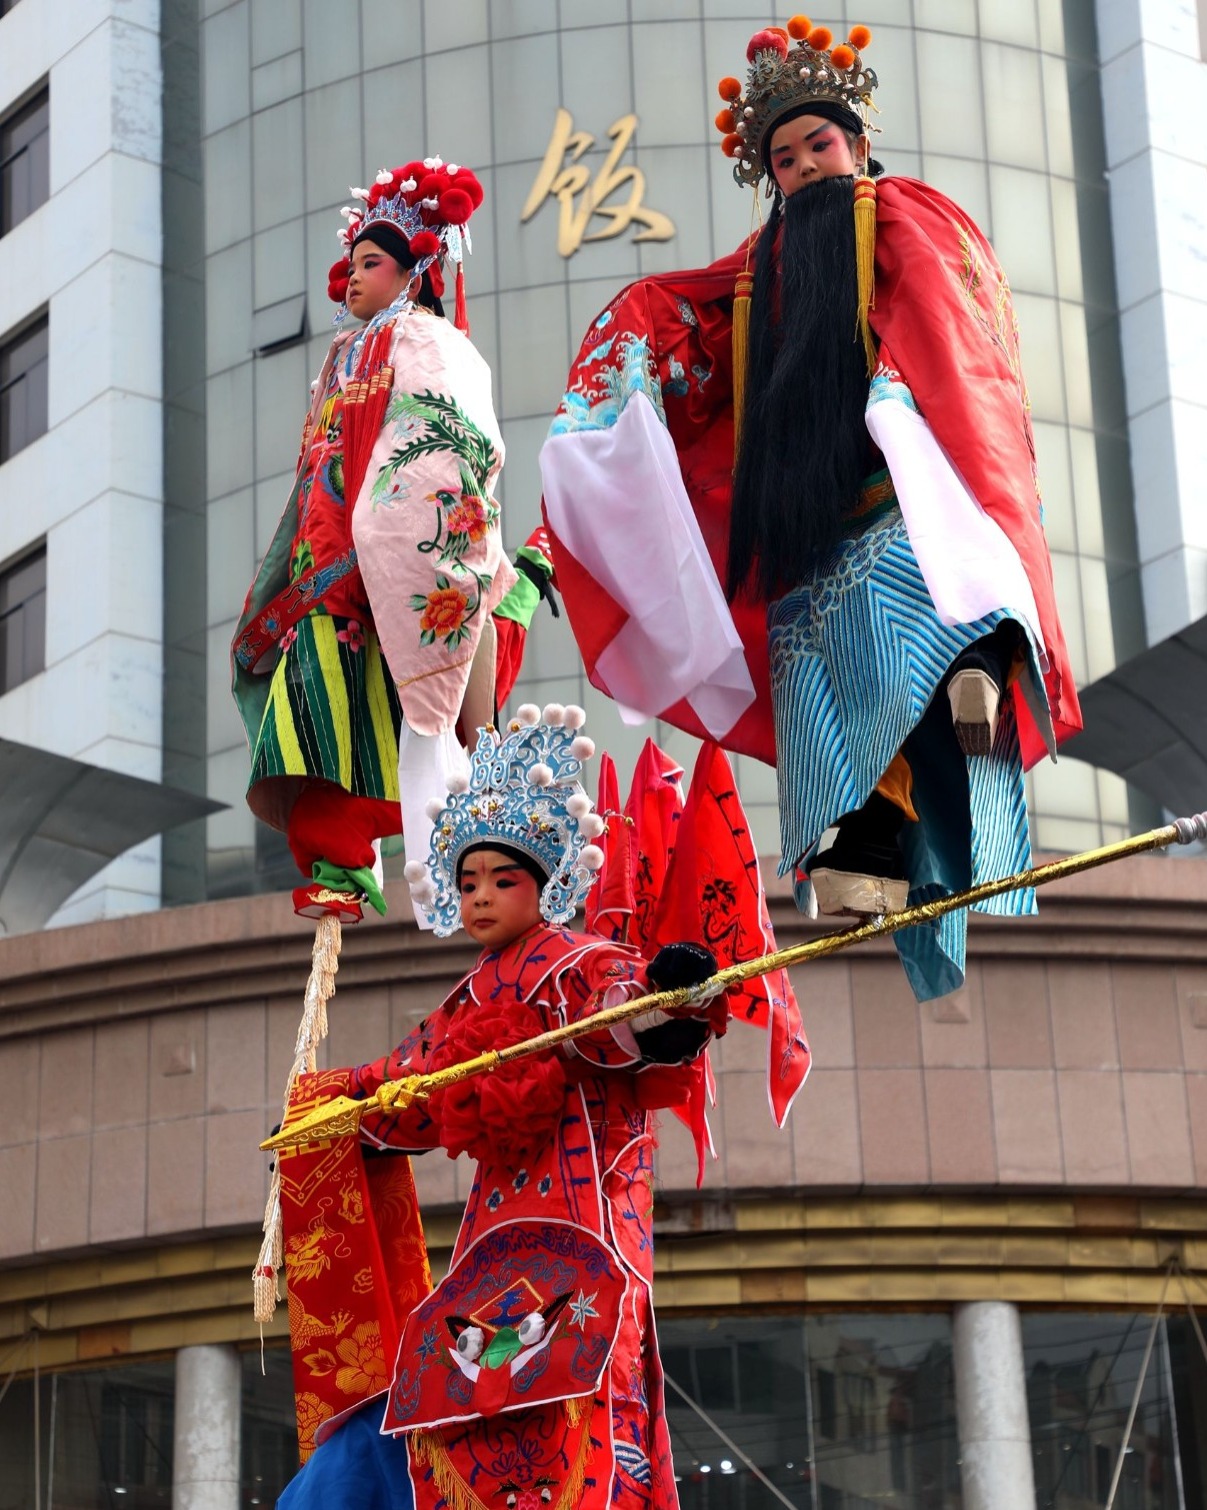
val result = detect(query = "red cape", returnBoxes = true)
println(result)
[544,176,1081,770]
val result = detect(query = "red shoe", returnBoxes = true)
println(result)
[291,883,364,924]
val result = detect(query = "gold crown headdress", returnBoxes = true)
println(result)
[715,18,878,189]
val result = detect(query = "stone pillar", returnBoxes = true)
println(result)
[173,1343,241,1510]
[953,1301,1036,1510]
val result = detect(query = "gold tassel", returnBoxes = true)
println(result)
[731,268,754,462]
[554,1403,596,1510]
[564,1392,593,1427]
[853,175,877,375]
[410,1431,486,1510]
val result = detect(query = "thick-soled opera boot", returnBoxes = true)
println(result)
[946,622,1019,756]
[809,792,909,918]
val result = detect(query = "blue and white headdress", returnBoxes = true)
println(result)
[404,704,607,938]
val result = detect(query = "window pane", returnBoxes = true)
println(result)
[0,603,22,688]
[0,314,47,380]
[0,314,49,461]
[0,545,46,693]
[1022,1313,1204,1510]
[0,1359,175,1509]
[241,1346,299,1504]
[0,87,49,235]
[0,546,44,609]
[0,1349,300,1508]
[661,1313,962,1510]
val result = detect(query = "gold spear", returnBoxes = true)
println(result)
[261,810,1206,1154]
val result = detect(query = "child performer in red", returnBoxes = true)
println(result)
[277,704,720,1510]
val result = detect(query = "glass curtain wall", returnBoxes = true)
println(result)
[1,1316,1205,1507]
[0,1350,297,1510]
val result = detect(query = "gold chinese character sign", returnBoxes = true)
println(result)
[522,108,675,258]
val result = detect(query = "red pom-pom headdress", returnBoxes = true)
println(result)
[330,155,483,332]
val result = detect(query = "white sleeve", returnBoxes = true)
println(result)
[540,392,755,740]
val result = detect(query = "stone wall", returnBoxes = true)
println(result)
[2,855,1204,1271]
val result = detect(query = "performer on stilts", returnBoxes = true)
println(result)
[232,154,556,927]
[272,704,786,1510]
[541,18,1083,1001]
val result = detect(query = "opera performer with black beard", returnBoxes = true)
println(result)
[539,18,1082,1002]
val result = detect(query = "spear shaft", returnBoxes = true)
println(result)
[261,811,1206,1153]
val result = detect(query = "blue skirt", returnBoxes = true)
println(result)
[278,1406,414,1510]
[768,509,1038,1002]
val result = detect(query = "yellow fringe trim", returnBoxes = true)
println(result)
[854,175,877,374]
[564,1392,593,1427]
[731,269,754,463]
[408,1396,597,1510]
[410,1430,486,1510]
[732,187,763,466]
[554,1408,594,1510]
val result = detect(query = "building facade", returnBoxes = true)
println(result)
[2,862,1207,1507]
[0,0,172,925]
[1,0,1203,921]
[0,0,1205,1506]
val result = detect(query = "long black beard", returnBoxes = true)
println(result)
[727,177,871,601]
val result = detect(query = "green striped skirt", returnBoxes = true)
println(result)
[247,613,401,830]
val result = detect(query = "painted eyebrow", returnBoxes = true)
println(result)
[773,123,832,157]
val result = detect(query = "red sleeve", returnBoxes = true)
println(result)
[870,177,1082,760]
[352,1013,443,1152]
[559,946,650,1070]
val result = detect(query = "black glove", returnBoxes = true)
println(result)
[633,1015,711,1065]
[515,552,561,617]
[647,941,716,990]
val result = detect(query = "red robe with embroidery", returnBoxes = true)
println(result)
[348,924,705,1510]
[543,176,1081,772]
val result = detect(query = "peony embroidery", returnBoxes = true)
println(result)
[334,1322,388,1396]
[413,580,472,648]
[372,389,501,652]
[443,491,490,544]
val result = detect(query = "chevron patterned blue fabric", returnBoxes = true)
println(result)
[770,507,1040,1001]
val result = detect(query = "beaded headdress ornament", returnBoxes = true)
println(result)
[404,704,607,939]
[326,156,484,333]
[715,17,878,189]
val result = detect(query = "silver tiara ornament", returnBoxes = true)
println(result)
[404,704,607,938]
[331,156,481,335]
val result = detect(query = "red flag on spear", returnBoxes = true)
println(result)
[650,741,810,1127]
[585,752,635,943]
[624,737,685,951]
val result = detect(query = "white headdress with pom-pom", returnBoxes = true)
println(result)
[405,704,604,937]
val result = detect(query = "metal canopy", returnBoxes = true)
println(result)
[0,736,223,935]
[1063,613,1207,817]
